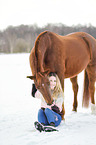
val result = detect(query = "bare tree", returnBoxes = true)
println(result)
[0,24,96,54]
[4,26,17,53]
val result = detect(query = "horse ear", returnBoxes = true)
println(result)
[39,69,50,77]
[26,75,36,80]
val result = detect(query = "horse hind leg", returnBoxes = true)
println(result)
[70,76,79,111]
[86,65,96,105]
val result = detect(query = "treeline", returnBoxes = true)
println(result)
[0,23,96,53]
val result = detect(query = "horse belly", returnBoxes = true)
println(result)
[65,46,90,78]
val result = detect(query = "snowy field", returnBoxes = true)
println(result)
[0,53,96,145]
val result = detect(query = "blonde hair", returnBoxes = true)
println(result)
[48,74,64,99]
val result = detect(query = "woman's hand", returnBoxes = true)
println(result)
[32,84,37,97]
[51,105,60,113]
[51,105,63,115]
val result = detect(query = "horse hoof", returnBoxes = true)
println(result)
[72,108,77,112]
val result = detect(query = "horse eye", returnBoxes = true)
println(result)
[47,81,50,86]
[37,86,40,89]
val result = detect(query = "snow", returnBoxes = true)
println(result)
[0,53,96,145]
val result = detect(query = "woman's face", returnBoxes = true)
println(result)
[49,76,56,90]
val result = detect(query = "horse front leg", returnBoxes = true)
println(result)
[58,75,65,119]
[61,78,64,92]
[70,76,79,111]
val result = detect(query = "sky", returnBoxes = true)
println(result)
[1,0,96,31]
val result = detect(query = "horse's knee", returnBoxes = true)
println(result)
[88,79,95,104]
[89,84,95,103]
[70,77,78,93]
[70,77,78,111]
[74,84,78,93]
[88,78,95,95]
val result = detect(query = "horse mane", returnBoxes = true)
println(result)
[35,31,49,57]
[34,31,51,73]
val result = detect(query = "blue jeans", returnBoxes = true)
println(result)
[38,108,62,127]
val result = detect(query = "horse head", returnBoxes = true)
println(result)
[27,70,53,105]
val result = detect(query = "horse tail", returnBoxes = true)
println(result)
[82,69,90,107]
[82,33,96,107]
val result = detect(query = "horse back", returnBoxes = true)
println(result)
[30,31,96,78]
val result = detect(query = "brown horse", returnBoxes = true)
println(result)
[27,31,96,119]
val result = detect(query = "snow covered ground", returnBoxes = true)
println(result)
[0,53,96,145]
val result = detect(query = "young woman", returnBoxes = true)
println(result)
[32,72,64,132]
